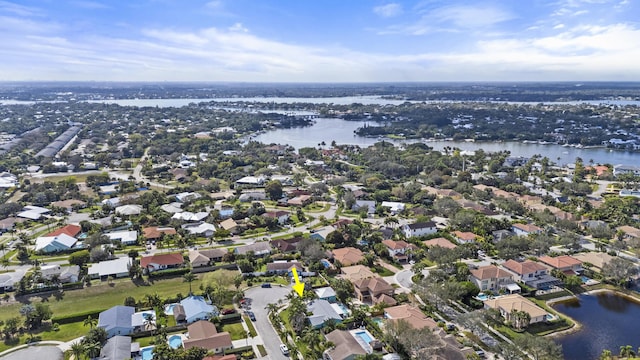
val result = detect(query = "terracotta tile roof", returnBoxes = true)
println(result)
[423,237,457,249]
[385,304,438,330]
[503,259,548,275]
[470,265,513,280]
[219,218,238,231]
[340,265,376,281]
[140,253,184,268]
[538,255,582,269]
[353,277,393,293]
[381,239,416,250]
[375,293,398,306]
[332,247,364,266]
[513,223,542,233]
[453,231,477,242]
[484,294,548,319]
[142,226,177,240]
[46,224,81,238]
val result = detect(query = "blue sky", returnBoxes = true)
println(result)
[0,0,638,82]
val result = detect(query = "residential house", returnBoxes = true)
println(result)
[218,218,239,234]
[180,296,218,323]
[340,265,377,282]
[323,330,368,360]
[262,210,290,225]
[491,230,514,243]
[46,224,82,238]
[288,195,312,207]
[384,304,438,330]
[307,299,346,329]
[106,230,138,246]
[352,200,375,215]
[0,217,26,233]
[422,237,457,249]
[17,205,50,220]
[538,255,583,275]
[40,264,80,284]
[484,294,549,325]
[51,199,86,213]
[381,201,405,214]
[314,287,337,303]
[503,260,561,290]
[572,252,615,272]
[34,233,77,253]
[239,191,266,202]
[453,231,477,244]
[88,257,132,280]
[270,237,302,253]
[115,205,143,216]
[469,265,519,293]
[381,240,417,262]
[140,253,184,273]
[235,176,265,187]
[332,247,365,266]
[98,306,135,338]
[617,225,640,241]
[100,336,138,360]
[189,249,227,267]
[266,261,304,275]
[352,277,395,304]
[181,222,216,237]
[142,227,177,241]
[512,223,543,236]
[173,212,209,222]
[0,271,25,292]
[183,320,232,354]
[403,222,437,238]
[174,192,202,203]
[234,242,272,257]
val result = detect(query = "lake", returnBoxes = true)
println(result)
[250,117,640,166]
[554,291,640,360]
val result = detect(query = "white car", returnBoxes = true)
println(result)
[280,344,289,356]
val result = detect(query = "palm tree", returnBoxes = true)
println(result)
[183,271,196,295]
[599,349,613,360]
[83,315,97,329]
[619,345,635,359]
[143,313,156,335]
[83,341,102,359]
[70,341,84,360]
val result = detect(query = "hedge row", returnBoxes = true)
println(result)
[15,281,83,296]
[148,268,190,278]
[52,308,106,325]
[224,345,252,355]
[219,313,242,324]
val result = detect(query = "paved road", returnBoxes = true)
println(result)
[244,285,292,360]
[0,345,62,360]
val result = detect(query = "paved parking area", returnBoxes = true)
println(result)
[0,346,62,360]
[244,285,292,359]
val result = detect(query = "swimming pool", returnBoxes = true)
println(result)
[164,303,178,315]
[168,334,183,349]
[581,275,590,283]
[355,331,374,344]
[476,293,489,301]
[320,259,331,268]
[141,346,154,360]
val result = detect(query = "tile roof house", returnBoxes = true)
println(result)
[98,306,135,338]
[323,330,368,360]
[234,242,272,256]
[45,224,82,238]
[287,195,312,206]
[484,294,549,325]
[572,252,615,271]
[381,240,417,262]
[142,226,177,240]
[218,218,238,233]
[617,225,640,240]
[403,222,437,238]
[115,204,143,216]
[270,237,302,253]
[352,277,394,304]
[34,233,77,253]
[503,260,562,290]
[453,231,477,244]
[538,255,583,275]
[423,237,457,249]
[469,265,518,293]
[51,199,86,212]
[189,249,227,267]
[140,253,184,273]
[180,296,218,323]
[262,210,290,225]
[332,247,365,266]
[183,320,232,354]
[266,261,304,275]
[384,304,438,330]
[340,265,377,282]
[512,223,543,236]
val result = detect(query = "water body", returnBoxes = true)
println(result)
[251,117,639,166]
[554,292,640,360]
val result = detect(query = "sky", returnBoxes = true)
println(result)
[0,0,639,82]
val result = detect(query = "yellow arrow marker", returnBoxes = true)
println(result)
[291,267,304,297]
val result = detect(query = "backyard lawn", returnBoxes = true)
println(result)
[221,322,248,340]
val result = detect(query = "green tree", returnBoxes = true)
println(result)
[83,315,97,329]
[183,271,196,295]
[265,180,283,200]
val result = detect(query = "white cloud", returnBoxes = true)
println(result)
[554,24,565,29]
[373,3,403,18]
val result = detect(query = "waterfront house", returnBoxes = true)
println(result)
[469,265,519,293]
[484,294,549,325]
[538,255,583,275]
[503,259,561,290]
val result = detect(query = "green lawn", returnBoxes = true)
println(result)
[243,316,257,337]
[221,322,248,340]
[0,276,202,323]
[0,321,86,353]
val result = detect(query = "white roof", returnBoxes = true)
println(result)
[160,203,183,214]
[17,210,44,220]
[172,211,208,221]
[174,192,202,202]
[115,205,143,215]
[88,257,131,277]
[236,176,265,185]
[102,197,121,206]
[381,201,406,211]
[182,222,216,235]
[106,230,138,243]
[23,205,50,214]
[35,233,77,251]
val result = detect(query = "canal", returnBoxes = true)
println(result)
[554,291,640,359]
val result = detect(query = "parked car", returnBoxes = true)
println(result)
[247,311,256,321]
[261,283,271,288]
[221,308,236,315]
[280,344,289,356]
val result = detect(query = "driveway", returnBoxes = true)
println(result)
[0,345,62,360]
[244,285,292,359]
